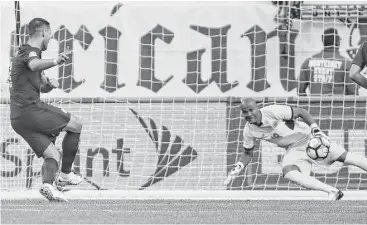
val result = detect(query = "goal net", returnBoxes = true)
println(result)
[1,1,367,193]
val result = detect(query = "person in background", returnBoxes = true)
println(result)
[298,28,358,96]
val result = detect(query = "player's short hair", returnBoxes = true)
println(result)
[323,28,340,47]
[28,18,50,36]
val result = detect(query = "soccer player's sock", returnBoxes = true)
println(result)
[61,131,80,174]
[284,170,337,193]
[345,153,367,172]
[42,158,59,184]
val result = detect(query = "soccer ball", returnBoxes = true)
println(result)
[306,136,330,160]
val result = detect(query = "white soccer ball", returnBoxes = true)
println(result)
[306,136,330,161]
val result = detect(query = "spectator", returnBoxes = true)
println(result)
[298,28,358,96]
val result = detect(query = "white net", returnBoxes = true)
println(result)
[1,2,367,192]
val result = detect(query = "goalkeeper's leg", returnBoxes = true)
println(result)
[326,143,367,172]
[57,115,83,186]
[282,149,343,200]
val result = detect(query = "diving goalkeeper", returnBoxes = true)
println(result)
[225,98,367,200]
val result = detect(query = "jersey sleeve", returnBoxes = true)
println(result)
[263,105,293,121]
[242,125,254,150]
[23,49,40,68]
[352,41,367,68]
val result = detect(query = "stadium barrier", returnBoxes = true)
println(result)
[1,96,366,199]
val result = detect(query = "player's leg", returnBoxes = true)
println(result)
[30,102,83,185]
[58,114,83,185]
[326,142,367,172]
[39,142,68,202]
[11,116,61,186]
[11,118,67,202]
[41,142,61,185]
[282,148,343,200]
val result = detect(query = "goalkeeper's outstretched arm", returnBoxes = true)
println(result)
[224,147,253,185]
[292,107,326,138]
[237,148,254,168]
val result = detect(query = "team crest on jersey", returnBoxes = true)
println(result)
[271,121,279,128]
[28,51,38,57]
[271,133,280,139]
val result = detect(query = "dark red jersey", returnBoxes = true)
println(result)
[9,44,42,118]
[352,40,367,69]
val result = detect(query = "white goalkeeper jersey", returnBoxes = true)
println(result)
[243,105,311,150]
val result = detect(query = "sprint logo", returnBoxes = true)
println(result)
[130,109,198,189]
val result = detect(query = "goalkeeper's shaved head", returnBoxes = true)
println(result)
[241,98,258,110]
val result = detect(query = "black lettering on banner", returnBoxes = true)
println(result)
[184,25,239,93]
[53,25,92,92]
[86,148,109,177]
[112,138,131,177]
[1,138,22,177]
[8,21,303,94]
[99,26,125,92]
[242,25,270,92]
[138,24,174,93]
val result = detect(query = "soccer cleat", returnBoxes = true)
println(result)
[39,183,68,202]
[328,189,344,200]
[56,171,83,186]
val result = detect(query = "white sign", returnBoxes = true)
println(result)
[0,103,227,190]
[1,2,365,97]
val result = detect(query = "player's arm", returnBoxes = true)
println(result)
[349,42,367,89]
[266,104,326,138]
[40,72,59,93]
[298,59,310,96]
[28,51,70,72]
[224,126,254,185]
[345,60,358,95]
[292,107,326,138]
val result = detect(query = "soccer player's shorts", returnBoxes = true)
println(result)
[11,102,71,158]
[282,142,346,175]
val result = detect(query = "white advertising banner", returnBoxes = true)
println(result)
[0,102,227,190]
[2,1,366,97]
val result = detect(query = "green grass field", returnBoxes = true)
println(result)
[2,199,367,224]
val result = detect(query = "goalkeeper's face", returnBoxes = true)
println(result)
[241,102,260,124]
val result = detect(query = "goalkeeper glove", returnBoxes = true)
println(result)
[224,161,244,185]
[310,123,329,140]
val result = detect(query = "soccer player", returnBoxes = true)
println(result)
[298,28,358,96]
[9,18,83,202]
[225,98,367,200]
[349,40,367,89]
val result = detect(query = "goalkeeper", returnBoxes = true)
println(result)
[9,18,83,202]
[225,98,367,200]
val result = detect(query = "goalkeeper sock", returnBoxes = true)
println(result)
[42,158,59,185]
[284,170,337,193]
[344,153,367,172]
[61,132,80,174]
